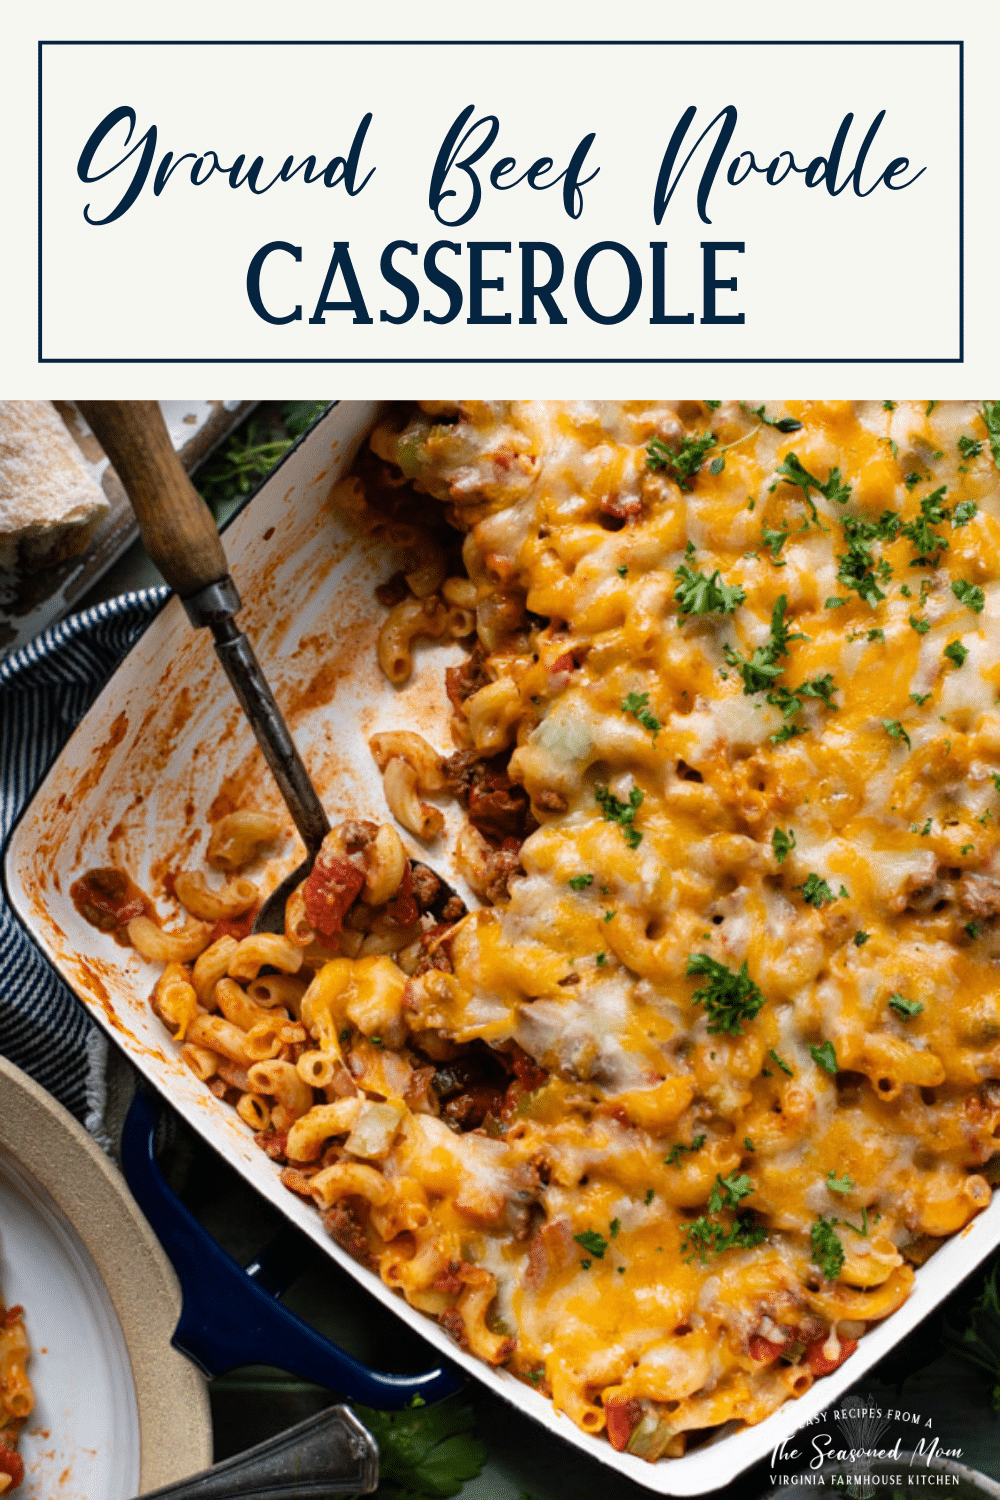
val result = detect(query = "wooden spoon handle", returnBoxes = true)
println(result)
[78,399,229,598]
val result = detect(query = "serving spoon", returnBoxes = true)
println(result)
[76,400,459,935]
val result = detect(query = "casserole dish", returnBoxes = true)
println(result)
[5,401,1000,1495]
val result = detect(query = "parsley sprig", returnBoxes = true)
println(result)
[811,1216,846,1280]
[686,953,766,1035]
[355,1397,487,1500]
[725,594,804,696]
[664,1133,707,1166]
[888,993,924,1019]
[709,1172,755,1211]
[777,452,852,517]
[594,784,644,848]
[646,432,717,491]
[673,556,746,616]
[621,691,661,742]
[741,403,803,434]
[772,827,796,864]
[979,402,1000,470]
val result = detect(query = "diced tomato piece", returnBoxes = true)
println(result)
[550,651,577,675]
[386,862,419,926]
[508,1041,547,1091]
[806,1334,858,1377]
[605,1396,643,1453]
[209,905,260,944]
[302,852,365,938]
[0,1443,24,1492]
[749,1335,786,1364]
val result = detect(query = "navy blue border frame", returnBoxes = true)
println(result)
[37,39,964,364]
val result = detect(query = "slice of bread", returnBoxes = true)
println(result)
[0,401,110,572]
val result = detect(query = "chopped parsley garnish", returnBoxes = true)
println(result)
[888,993,923,1019]
[664,1133,707,1166]
[762,526,790,561]
[742,403,803,433]
[765,674,838,744]
[595,951,607,966]
[594,784,644,848]
[910,692,932,707]
[772,827,796,864]
[854,930,870,946]
[966,922,980,939]
[569,873,594,890]
[709,1172,755,1211]
[744,1135,755,1151]
[883,400,897,412]
[646,432,717,491]
[686,954,766,1035]
[769,1048,793,1076]
[811,1215,845,1280]
[710,456,725,475]
[725,593,803,695]
[953,499,978,526]
[958,434,984,460]
[944,640,969,668]
[952,579,985,613]
[827,1170,854,1195]
[797,873,838,907]
[902,489,950,566]
[825,596,847,608]
[621,690,661,741]
[883,719,911,749]
[681,1213,767,1263]
[579,1258,592,1270]
[704,400,721,409]
[574,1229,609,1259]
[837,529,891,607]
[909,615,930,635]
[905,473,923,491]
[644,1188,655,1205]
[810,1040,839,1075]
[673,561,746,615]
[617,563,628,577]
[979,403,1000,469]
[777,452,852,513]
[604,909,615,922]
[610,1217,621,1239]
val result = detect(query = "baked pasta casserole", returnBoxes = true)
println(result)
[75,400,1000,1462]
[0,1296,31,1493]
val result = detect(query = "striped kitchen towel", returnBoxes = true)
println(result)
[0,588,169,1133]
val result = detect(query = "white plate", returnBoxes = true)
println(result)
[0,1056,211,1497]
[5,401,1000,1495]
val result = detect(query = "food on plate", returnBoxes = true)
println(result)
[0,400,109,573]
[0,1297,32,1493]
[78,400,1000,1461]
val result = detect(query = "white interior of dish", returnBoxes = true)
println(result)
[0,1151,140,1500]
[6,401,1000,1496]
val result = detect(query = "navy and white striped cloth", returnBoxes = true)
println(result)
[0,588,169,1131]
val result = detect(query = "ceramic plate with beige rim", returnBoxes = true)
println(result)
[0,1054,211,1498]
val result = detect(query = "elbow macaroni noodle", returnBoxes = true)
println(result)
[75,401,1000,1465]
[0,1299,32,1493]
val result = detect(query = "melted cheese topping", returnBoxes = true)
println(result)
[372,400,1000,1456]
